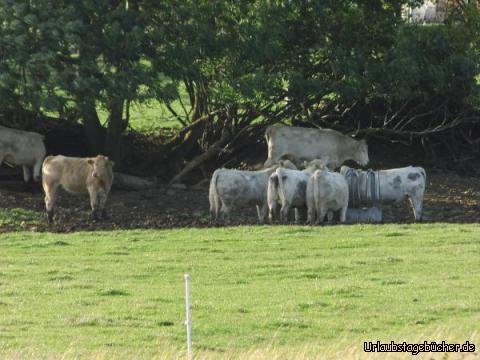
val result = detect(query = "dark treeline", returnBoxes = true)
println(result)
[0,0,479,181]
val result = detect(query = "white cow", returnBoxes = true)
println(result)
[306,169,349,224]
[267,159,327,223]
[264,124,369,169]
[209,160,297,223]
[0,125,46,182]
[340,165,426,221]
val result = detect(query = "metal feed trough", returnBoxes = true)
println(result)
[343,168,383,223]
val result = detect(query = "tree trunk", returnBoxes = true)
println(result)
[168,81,210,168]
[105,100,126,167]
[169,128,230,185]
[80,99,104,155]
[113,172,155,191]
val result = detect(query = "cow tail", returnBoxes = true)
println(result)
[263,125,274,168]
[209,170,221,219]
[277,171,288,209]
[265,125,273,144]
[419,167,426,181]
[313,173,320,218]
[41,155,53,173]
[419,167,427,190]
[267,172,280,216]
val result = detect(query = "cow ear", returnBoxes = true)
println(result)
[87,159,94,165]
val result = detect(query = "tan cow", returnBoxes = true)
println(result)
[0,125,46,182]
[264,124,369,169]
[42,155,114,223]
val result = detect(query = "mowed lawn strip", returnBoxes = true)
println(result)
[0,224,479,358]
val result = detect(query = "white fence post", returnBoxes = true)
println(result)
[184,273,192,359]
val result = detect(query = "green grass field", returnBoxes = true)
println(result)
[96,99,185,132]
[1,224,479,359]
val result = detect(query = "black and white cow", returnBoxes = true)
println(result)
[340,165,427,221]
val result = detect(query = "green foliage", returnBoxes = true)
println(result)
[370,25,480,104]
[0,224,479,357]
[0,0,479,161]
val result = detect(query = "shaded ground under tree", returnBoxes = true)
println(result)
[0,167,479,233]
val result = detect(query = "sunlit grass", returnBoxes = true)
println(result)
[0,208,43,226]
[0,224,479,358]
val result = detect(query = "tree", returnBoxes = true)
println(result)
[1,0,478,175]
[0,0,175,165]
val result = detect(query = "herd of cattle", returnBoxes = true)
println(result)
[209,124,426,224]
[0,123,426,224]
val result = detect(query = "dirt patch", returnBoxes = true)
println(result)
[0,168,479,233]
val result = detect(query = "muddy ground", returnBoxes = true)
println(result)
[0,167,479,233]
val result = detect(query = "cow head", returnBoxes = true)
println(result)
[87,155,114,179]
[277,159,298,170]
[354,139,369,166]
[306,159,328,171]
[339,165,351,176]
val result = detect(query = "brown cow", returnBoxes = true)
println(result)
[42,155,114,223]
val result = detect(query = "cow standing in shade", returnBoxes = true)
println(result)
[42,155,114,223]
[263,124,369,169]
[0,125,46,182]
[306,169,349,224]
[267,159,327,223]
[209,160,297,223]
[340,165,426,221]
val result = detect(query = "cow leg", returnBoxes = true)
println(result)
[33,159,43,182]
[44,183,59,224]
[326,211,334,223]
[409,196,423,222]
[22,166,32,183]
[219,202,230,224]
[257,204,268,224]
[295,208,306,224]
[269,203,279,223]
[211,205,219,222]
[315,207,327,225]
[339,206,347,223]
[87,187,101,220]
[210,197,221,222]
[97,191,109,220]
[307,206,316,224]
[280,204,290,223]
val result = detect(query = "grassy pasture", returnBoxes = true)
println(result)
[97,95,190,132]
[0,224,479,359]
[94,100,182,132]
